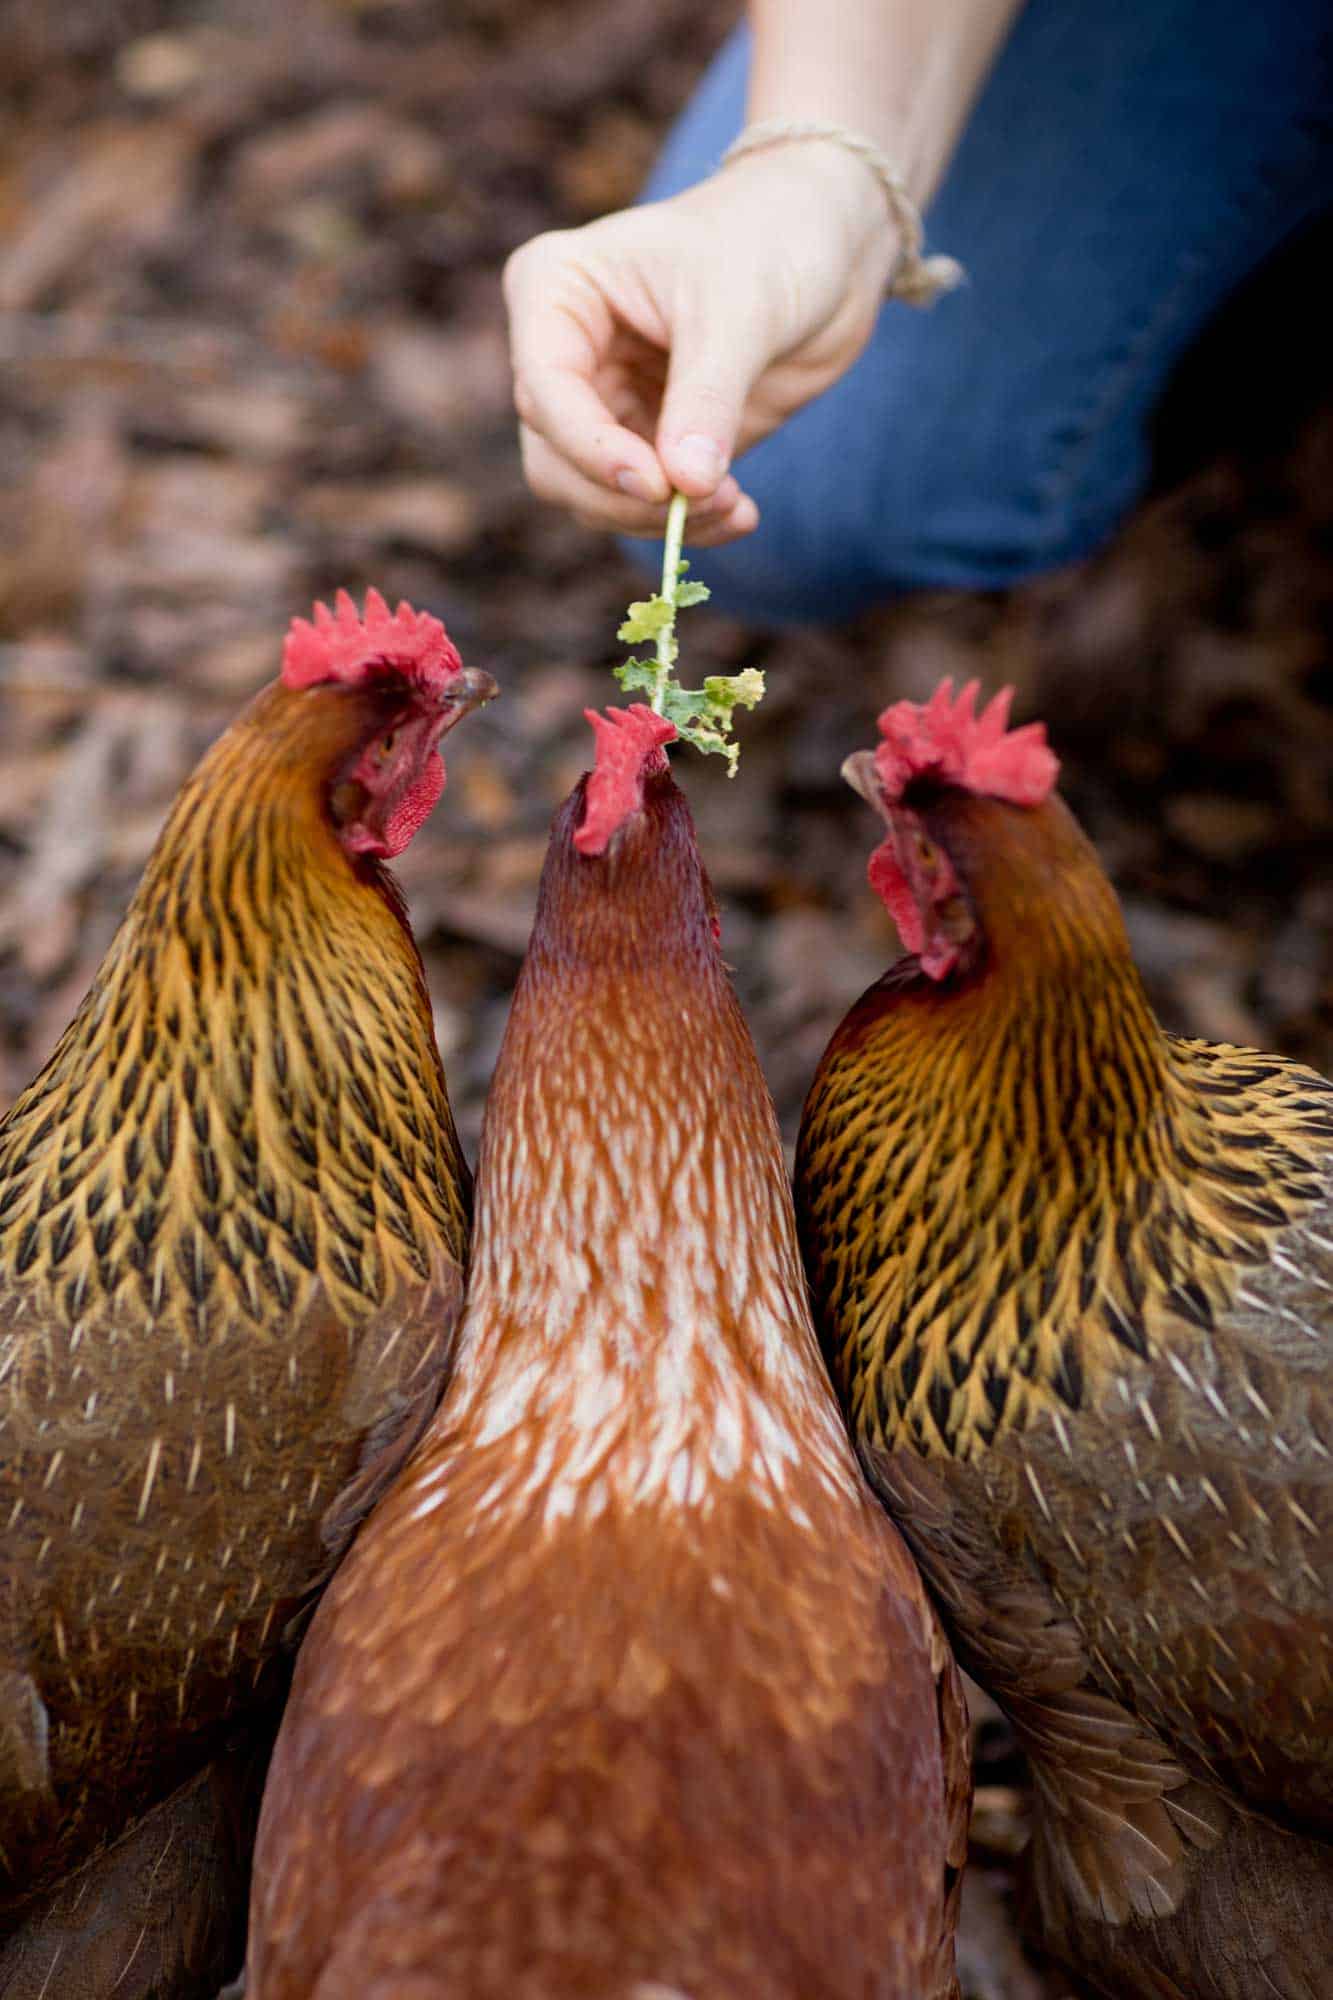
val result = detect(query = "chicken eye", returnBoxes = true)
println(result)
[378,732,398,759]
[914,832,936,868]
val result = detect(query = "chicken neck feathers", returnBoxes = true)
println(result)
[0,680,469,1905]
[795,787,1333,1979]
[799,944,1333,1466]
[249,769,968,2000]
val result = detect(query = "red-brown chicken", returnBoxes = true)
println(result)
[246,704,969,2000]
[0,592,492,1998]
[796,681,1333,1999]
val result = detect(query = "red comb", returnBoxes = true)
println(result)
[574,704,677,856]
[873,679,1058,806]
[281,588,463,696]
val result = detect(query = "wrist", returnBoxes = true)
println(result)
[714,139,901,294]
[718,123,964,306]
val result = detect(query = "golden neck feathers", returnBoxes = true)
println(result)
[798,794,1333,1461]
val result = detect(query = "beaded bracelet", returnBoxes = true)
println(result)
[719,119,965,307]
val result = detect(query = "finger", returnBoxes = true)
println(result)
[576,488,755,540]
[521,427,747,536]
[505,239,671,504]
[522,425,744,525]
[676,492,760,548]
[655,300,772,498]
[621,492,761,552]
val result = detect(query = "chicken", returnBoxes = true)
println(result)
[0,591,493,1995]
[794,680,1333,1999]
[246,703,969,2000]
[0,1746,265,2000]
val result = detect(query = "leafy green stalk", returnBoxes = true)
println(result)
[614,490,765,777]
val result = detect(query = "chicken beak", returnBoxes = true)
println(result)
[841,749,885,817]
[444,666,499,722]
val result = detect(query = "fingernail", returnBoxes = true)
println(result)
[674,435,726,487]
[615,468,661,502]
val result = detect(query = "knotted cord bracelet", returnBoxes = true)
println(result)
[719,119,965,307]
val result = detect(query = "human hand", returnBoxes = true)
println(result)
[503,143,900,545]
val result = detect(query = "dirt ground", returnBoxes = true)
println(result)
[2,3,1330,1994]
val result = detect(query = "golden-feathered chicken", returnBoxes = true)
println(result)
[0,591,491,1997]
[246,704,969,2000]
[795,681,1333,2000]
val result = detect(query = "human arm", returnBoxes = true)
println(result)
[503,0,1024,542]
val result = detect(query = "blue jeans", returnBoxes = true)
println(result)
[628,1,1332,622]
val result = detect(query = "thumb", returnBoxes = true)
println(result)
[655,317,767,498]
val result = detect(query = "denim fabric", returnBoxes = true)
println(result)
[626,1,1333,622]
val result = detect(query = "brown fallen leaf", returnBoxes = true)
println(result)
[297,477,479,556]
[0,118,196,312]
